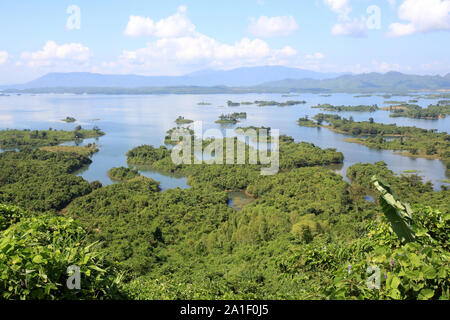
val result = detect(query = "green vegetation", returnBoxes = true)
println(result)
[164,127,195,145]
[0,204,125,299]
[215,113,246,124]
[0,127,104,149]
[40,143,100,157]
[297,116,320,127]
[235,126,271,134]
[312,104,379,112]
[108,167,140,181]
[0,121,448,300]
[385,101,406,105]
[175,116,194,124]
[61,116,77,123]
[387,104,450,119]
[310,114,449,162]
[0,149,94,213]
[255,100,306,107]
[227,101,241,107]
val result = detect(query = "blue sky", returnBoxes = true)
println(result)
[0,0,449,84]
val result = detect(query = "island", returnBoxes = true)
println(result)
[175,116,194,124]
[215,112,247,124]
[311,104,379,112]
[108,166,140,181]
[0,126,105,149]
[62,116,77,123]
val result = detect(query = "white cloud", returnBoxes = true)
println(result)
[248,15,299,37]
[372,60,401,72]
[388,0,397,8]
[0,51,8,64]
[114,7,300,74]
[124,5,196,37]
[115,35,297,74]
[324,0,351,16]
[305,52,325,59]
[332,17,367,37]
[324,0,368,37]
[388,0,450,37]
[21,41,91,67]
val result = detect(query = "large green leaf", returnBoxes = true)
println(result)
[372,176,415,243]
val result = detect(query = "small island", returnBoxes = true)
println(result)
[383,103,450,120]
[62,116,77,123]
[0,126,105,149]
[175,116,194,124]
[197,102,211,106]
[227,101,241,107]
[311,104,379,112]
[164,127,194,145]
[40,143,100,157]
[255,100,306,107]
[297,116,319,127]
[215,112,247,124]
[108,166,140,181]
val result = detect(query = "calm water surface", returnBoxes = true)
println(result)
[0,93,448,190]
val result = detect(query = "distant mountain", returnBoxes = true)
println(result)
[2,66,344,89]
[2,70,450,94]
[258,72,450,92]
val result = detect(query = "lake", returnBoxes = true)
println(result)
[0,92,448,190]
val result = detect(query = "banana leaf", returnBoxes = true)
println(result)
[372,176,415,243]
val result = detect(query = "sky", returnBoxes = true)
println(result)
[0,0,449,84]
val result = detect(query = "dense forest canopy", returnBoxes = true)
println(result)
[0,119,448,300]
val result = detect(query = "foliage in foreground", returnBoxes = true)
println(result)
[0,204,125,299]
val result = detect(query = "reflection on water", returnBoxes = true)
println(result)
[228,191,255,210]
[132,164,189,191]
[0,93,448,190]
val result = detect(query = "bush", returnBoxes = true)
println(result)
[0,210,125,300]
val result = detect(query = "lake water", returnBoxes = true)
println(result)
[0,93,448,190]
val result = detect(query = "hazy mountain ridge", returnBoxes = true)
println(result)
[1,68,449,93]
[2,66,343,89]
[258,72,450,92]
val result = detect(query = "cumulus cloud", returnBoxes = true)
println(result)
[305,52,325,59]
[324,0,351,16]
[116,35,297,73]
[124,5,196,37]
[332,17,367,37]
[115,7,300,74]
[324,0,368,37]
[248,15,299,37]
[0,51,8,64]
[21,41,91,67]
[372,60,401,72]
[387,0,450,37]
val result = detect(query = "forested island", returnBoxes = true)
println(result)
[298,113,450,175]
[255,100,306,107]
[0,127,104,149]
[175,116,194,124]
[311,104,379,112]
[108,166,140,181]
[384,104,450,120]
[215,112,247,124]
[61,116,77,123]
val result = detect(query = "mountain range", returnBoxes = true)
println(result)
[1,67,449,93]
[1,66,343,89]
